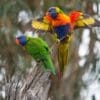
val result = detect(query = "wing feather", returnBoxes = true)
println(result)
[69,11,100,29]
[31,19,52,31]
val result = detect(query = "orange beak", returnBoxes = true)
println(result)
[15,38,19,45]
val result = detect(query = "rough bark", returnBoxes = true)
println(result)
[5,63,51,100]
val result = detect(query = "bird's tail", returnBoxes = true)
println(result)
[57,36,72,78]
[42,55,56,75]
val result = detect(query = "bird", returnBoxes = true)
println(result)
[31,7,100,77]
[16,34,56,75]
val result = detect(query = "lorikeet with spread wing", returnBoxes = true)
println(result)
[31,7,100,77]
[16,34,56,75]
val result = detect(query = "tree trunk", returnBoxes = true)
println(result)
[5,63,51,100]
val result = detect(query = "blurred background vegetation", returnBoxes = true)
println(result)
[0,0,100,100]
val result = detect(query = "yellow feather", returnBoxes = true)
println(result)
[57,35,72,74]
[32,20,50,31]
[75,16,95,27]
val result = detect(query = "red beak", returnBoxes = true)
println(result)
[15,38,19,45]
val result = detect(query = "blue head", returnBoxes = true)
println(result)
[16,35,27,46]
[47,7,58,19]
[47,7,63,19]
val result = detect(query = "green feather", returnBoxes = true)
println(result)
[58,35,72,75]
[56,7,64,13]
[25,36,55,75]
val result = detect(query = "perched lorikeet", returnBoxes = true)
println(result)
[16,34,56,75]
[31,7,100,77]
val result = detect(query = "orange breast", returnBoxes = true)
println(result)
[52,14,71,27]
[44,13,71,27]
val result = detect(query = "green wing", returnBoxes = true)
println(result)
[25,37,55,74]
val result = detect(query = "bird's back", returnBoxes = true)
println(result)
[25,37,48,59]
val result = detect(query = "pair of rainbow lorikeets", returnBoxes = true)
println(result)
[16,7,100,76]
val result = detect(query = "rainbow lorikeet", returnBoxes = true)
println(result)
[16,34,56,75]
[31,7,100,76]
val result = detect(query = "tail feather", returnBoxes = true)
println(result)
[42,56,56,75]
[57,36,71,76]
